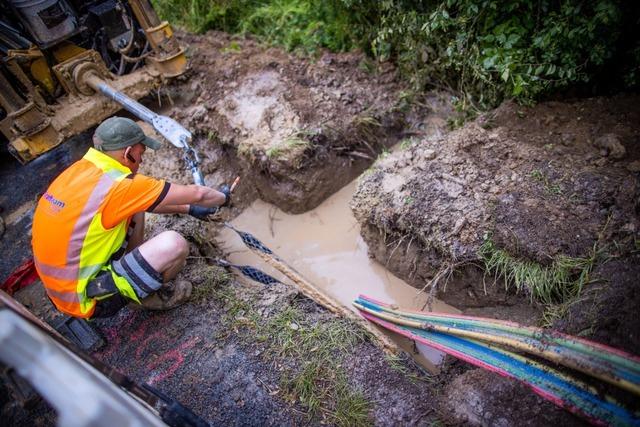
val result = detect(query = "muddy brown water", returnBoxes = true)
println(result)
[217,180,458,372]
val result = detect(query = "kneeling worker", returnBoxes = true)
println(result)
[32,116,228,319]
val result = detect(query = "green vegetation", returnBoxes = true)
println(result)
[152,0,367,54]
[385,354,432,384]
[377,148,390,161]
[265,137,310,158]
[221,40,242,53]
[153,0,639,107]
[479,238,595,304]
[265,307,372,425]
[530,169,562,195]
[399,138,416,150]
[190,265,233,303]
[204,277,373,425]
[370,1,637,107]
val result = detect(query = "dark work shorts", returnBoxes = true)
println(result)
[88,248,163,319]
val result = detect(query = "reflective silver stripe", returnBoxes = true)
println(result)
[112,257,155,299]
[45,287,81,303]
[34,259,103,281]
[65,174,115,268]
[37,163,126,306]
[106,169,126,180]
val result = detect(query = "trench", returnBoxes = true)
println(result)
[216,179,459,372]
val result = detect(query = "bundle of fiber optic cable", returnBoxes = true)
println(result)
[353,294,640,426]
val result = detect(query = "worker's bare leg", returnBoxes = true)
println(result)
[136,230,189,282]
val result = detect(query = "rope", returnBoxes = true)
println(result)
[223,224,398,354]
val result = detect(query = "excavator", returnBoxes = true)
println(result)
[0,0,204,184]
[0,1,210,424]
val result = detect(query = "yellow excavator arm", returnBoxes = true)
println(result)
[0,0,187,163]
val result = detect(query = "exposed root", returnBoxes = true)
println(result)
[419,262,463,311]
[386,234,407,267]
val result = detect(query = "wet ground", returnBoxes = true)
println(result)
[2,30,639,426]
[218,178,458,370]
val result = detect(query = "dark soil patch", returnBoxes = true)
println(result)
[352,95,640,305]
[89,213,443,426]
[159,31,412,213]
[439,369,583,426]
[2,29,638,427]
[350,95,640,424]
[554,253,640,355]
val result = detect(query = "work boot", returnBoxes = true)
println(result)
[138,280,192,311]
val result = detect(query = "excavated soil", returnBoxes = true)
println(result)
[1,32,449,426]
[2,29,639,426]
[351,95,640,423]
[158,31,413,213]
[352,95,639,307]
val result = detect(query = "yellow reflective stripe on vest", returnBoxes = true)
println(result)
[77,213,128,313]
[84,148,131,176]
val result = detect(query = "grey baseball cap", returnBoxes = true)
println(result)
[94,117,161,151]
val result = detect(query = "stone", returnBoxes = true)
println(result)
[594,133,626,159]
[422,149,436,160]
[626,161,640,172]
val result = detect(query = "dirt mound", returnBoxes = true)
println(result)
[351,95,640,308]
[554,253,640,355]
[164,31,408,213]
[440,369,582,426]
[351,94,640,425]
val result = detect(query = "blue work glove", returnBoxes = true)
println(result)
[219,184,231,207]
[188,204,218,220]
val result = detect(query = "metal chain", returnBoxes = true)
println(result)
[181,141,204,185]
[182,144,200,171]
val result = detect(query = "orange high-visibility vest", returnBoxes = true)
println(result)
[32,148,164,318]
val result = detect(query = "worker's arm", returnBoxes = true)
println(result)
[150,204,190,214]
[151,183,226,213]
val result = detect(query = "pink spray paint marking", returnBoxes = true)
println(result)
[146,337,201,385]
[95,310,138,359]
[95,312,201,388]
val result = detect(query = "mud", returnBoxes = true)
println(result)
[159,31,417,213]
[350,95,640,423]
[52,67,159,140]
[2,28,639,427]
[439,369,582,426]
[92,212,443,426]
[218,179,458,369]
[553,253,640,355]
[352,95,640,307]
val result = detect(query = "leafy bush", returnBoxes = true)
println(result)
[152,0,368,53]
[151,0,255,34]
[153,0,639,106]
[371,0,632,106]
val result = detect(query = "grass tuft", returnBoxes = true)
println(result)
[207,285,372,425]
[265,306,371,425]
[479,238,595,304]
[530,169,562,195]
[265,137,310,159]
[190,265,232,303]
[385,354,432,384]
